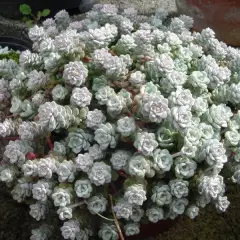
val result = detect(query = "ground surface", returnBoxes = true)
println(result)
[0,182,239,240]
[158,184,240,240]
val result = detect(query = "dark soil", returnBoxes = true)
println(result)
[1,183,240,240]
[158,184,240,240]
[0,183,34,240]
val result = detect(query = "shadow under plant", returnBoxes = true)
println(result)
[0,182,62,240]
[0,183,239,239]
[158,184,240,240]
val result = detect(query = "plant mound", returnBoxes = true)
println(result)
[1,4,240,240]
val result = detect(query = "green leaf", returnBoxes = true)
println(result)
[111,171,119,181]
[41,9,51,17]
[22,16,30,21]
[26,20,34,28]
[0,51,20,63]
[123,178,136,190]
[19,4,32,15]
[37,11,42,18]
[68,127,78,133]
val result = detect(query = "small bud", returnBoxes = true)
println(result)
[34,115,40,121]
[26,152,36,160]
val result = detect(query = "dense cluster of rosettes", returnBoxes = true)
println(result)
[1,4,240,240]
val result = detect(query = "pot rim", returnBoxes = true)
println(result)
[0,36,32,51]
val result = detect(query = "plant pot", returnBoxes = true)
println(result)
[78,0,99,14]
[0,0,94,19]
[0,36,32,51]
[175,0,240,46]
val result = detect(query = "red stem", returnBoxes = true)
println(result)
[1,136,19,140]
[83,56,91,63]
[118,171,129,179]
[127,111,132,117]
[46,137,54,150]
[231,152,236,157]
[136,121,146,128]
[110,183,118,195]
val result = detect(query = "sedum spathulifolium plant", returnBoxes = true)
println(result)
[1,4,240,239]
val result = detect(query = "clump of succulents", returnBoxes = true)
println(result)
[1,4,240,240]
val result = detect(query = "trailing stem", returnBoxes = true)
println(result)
[109,194,125,240]
[83,200,114,222]
[171,152,182,158]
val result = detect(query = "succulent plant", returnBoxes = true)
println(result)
[1,4,240,240]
